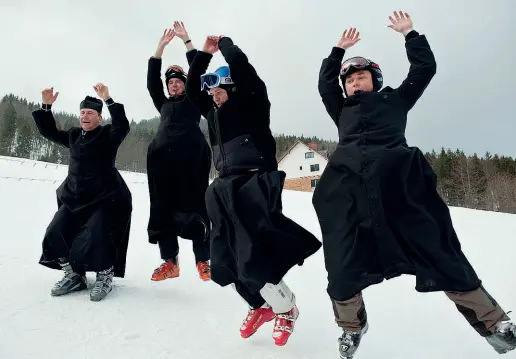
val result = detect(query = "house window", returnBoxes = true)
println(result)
[310,164,319,172]
[305,152,314,159]
[311,179,320,188]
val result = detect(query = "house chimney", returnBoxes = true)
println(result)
[308,142,317,150]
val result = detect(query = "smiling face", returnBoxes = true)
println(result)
[79,108,102,131]
[167,78,185,96]
[344,70,374,95]
[210,87,229,107]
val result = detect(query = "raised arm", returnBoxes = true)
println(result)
[93,83,130,147]
[318,28,361,125]
[32,88,70,148]
[217,36,267,100]
[147,29,176,112]
[105,99,130,147]
[172,21,198,66]
[318,47,346,125]
[186,49,197,65]
[185,47,215,118]
[147,57,166,112]
[388,11,437,111]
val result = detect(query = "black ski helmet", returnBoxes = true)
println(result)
[340,56,383,96]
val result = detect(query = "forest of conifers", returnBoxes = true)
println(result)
[1,94,515,214]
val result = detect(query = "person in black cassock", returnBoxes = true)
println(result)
[32,83,132,302]
[313,11,515,358]
[146,21,212,282]
[185,34,322,346]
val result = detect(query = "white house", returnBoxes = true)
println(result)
[277,141,329,191]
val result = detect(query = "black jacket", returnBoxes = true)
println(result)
[32,99,132,212]
[147,50,207,148]
[185,37,277,178]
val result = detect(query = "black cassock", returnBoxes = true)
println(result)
[146,52,212,247]
[186,37,322,294]
[206,170,322,294]
[313,30,482,301]
[32,100,132,278]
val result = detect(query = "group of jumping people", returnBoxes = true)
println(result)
[31,10,515,358]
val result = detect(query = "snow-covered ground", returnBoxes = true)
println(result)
[0,155,514,359]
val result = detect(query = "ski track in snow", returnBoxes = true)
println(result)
[0,155,514,359]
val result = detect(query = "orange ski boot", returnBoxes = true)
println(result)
[151,259,180,281]
[196,261,211,281]
[272,305,299,346]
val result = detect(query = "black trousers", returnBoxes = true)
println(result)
[156,221,210,262]
[233,281,266,309]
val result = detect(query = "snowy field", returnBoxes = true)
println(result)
[0,155,514,359]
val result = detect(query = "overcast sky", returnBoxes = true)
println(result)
[1,0,515,157]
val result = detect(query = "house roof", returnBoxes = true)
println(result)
[277,140,329,164]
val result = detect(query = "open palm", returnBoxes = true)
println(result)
[158,28,175,48]
[337,28,360,50]
[173,21,189,41]
[42,87,59,105]
[388,11,413,33]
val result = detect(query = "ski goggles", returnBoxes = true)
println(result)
[165,65,186,77]
[340,57,376,76]
[200,73,233,91]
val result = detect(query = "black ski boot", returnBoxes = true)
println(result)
[486,321,516,354]
[51,260,87,296]
[90,266,114,302]
[338,322,369,359]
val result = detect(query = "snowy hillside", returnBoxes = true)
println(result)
[0,155,514,359]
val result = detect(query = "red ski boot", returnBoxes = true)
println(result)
[151,259,180,281]
[272,305,299,346]
[240,304,276,338]
[196,261,211,281]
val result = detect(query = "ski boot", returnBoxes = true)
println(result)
[51,260,87,296]
[90,266,114,302]
[240,304,276,338]
[151,257,180,281]
[486,320,516,354]
[338,322,369,359]
[272,305,300,346]
[196,261,211,281]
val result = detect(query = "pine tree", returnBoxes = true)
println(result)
[470,153,488,209]
[14,116,34,158]
[0,101,18,155]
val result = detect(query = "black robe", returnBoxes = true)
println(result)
[146,51,212,242]
[186,37,322,293]
[313,30,481,302]
[32,100,132,278]
[205,171,322,293]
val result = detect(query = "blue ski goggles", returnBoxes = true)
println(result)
[200,73,234,91]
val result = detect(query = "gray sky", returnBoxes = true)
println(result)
[1,0,515,157]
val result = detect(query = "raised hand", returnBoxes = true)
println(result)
[202,36,219,54]
[337,28,360,50]
[42,87,59,105]
[387,11,413,34]
[93,83,110,101]
[158,28,176,48]
[173,21,189,41]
